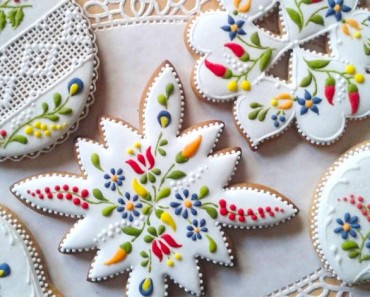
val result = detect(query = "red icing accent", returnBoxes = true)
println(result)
[219,199,226,208]
[152,240,163,262]
[66,193,72,200]
[47,193,53,199]
[230,204,236,211]
[205,59,227,77]
[159,241,170,255]
[224,43,245,58]
[73,198,81,205]
[72,186,79,193]
[228,213,236,221]
[81,189,89,198]
[137,154,146,166]
[36,189,41,194]
[44,187,51,193]
[238,215,245,223]
[265,207,271,212]
[161,234,182,248]
[38,194,44,199]
[126,159,145,175]
[146,146,155,170]
[358,196,364,202]
[57,193,63,199]
[220,208,228,216]
[251,215,258,221]
[81,202,89,209]
[63,185,69,191]
[55,185,60,191]
[237,209,244,216]
[349,90,360,115]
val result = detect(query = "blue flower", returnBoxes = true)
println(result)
[221,15,246,40]
[297,90,322,115]
[104,168,125,191]
[170,189,202,219]
[326,0,351,22]
[334,213,360,239]
[187,219,208,241]
[116,192,142,221]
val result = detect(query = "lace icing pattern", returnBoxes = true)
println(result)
[268,268,356,297]
[82,0,210,29]
[0,1,94,127]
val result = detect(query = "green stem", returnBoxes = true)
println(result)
[148,250,152,273]
[154,132,163,157]
[311,72,318,96]
[84,199,114,205]
[295,0,305,31]
[2,95,71,148]
[358,230,370,263]
[152,185,157,202]
[131,222,146,243]
[117,186,123,197]
[0,3,32,9]
[158,163,175,192]
[305,6,328,26]
[237,36,270,50]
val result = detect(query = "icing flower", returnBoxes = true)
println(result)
[104,168,125,191]
[334,213,360,239]
[325,0,351,22]
[157,110,171,128]
[68,78,84,96]
[0,263,11,277]
[116,192,142,221]
[297,90,322,115]
[126,146,155,175]
[139,278,154,296]
[221,15,246,41]
[170,189,202,219]
[187,219,208,241]
[151,234,182,262]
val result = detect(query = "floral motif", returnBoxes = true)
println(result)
[104,168,125,192]
[0,263,10,278]
[326,0,351,22]
[11,63,298,296]
[334,213,360,239]
[221,15,246,40]
[297,90,322,115]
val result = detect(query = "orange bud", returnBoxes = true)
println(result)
[341,24,351,37]
[234,0,251,13]
[346,19,361,30]
[182,135,202,158]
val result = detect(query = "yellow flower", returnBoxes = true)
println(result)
[355,74,365,84]
[227,81,238,92]
[240,80,251,91]
[345,65,356,75]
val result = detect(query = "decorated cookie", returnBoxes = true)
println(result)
[0,0,98,161]
[0,204,62,296]
[187,0,370,150]
[11,62,298,296]
[311,140,370,284]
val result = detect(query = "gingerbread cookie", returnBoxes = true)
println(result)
[11,62,298,296]
[311,140,370,284]
[0,204,62,296]
[187,0,370,150]
[0,0,98,161]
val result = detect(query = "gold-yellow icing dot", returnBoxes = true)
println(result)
[34,131,42,138]
[167,259,174,267]
[33,121,41,129]
[270,99,278,107]
[174,253,182,260]
[240,80,251,91]
[40,123,48,131]
[355,74,365,83]
[127,148,134,155]
[345,65,356,75]
[134,142,141,149]
[56,125,62,130]
[50,124,57,130]
[354,31,362,39]
[24,126,33,135]
[44,130,51,137]
[227,81,238,92]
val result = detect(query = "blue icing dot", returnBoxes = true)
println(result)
[67,78,84,96]
[0,263,11,277]
[139,277,153,296]
[157,110,171,128]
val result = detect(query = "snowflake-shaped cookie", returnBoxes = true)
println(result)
[187,0,370,149]
[11,62,298,297]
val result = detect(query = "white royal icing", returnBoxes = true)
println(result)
[0,205,60,296]
[0,0,98,161]
[11,62,298,297]
[187,0,370,149]
[312,141,370,284]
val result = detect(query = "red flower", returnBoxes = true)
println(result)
[151,234,182,262]
[224,43,249,62]
[126,146,155,174]
[324,77,335,106]
[204,60,233,79]
[347,84,360,115]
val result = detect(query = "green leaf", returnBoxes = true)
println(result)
[158,225,165,235]
[157,187,171,201]
[14,8,24,28]
[142,205,152,215]
[92,188,108,202]
[155,209,164,219]
[53,93,62,108]
[258,108,269,121]
[364,44,370,56]
[42,103,49,114]
[348,250,361,259]
[141,260,149,267]
[45,115,59,122]
[158,148,166,156]
[202,206,218,219]
[144,235,154,243]
[157,94,167,108]
[306,59,330,70]
[286,8,302,31]
[0,10,6,32]
[250,102,263,109]
[248,108,262,120]
[58,107,73,115]
[140,251,149,258]
[148,172,156,183]
[175,152,188,163]
[259,49,273,71]
[250,32,261,46]
[199,186,209,199]
[361,254,370,261]
[9,135,27,145]
[151,168,161,175]
[147,226,157,237]
[120,242,132,253]
[299,72,313,88]
[7,9,17,28]
[140,174,148,184]
[308,14,324,26]
[167,170,186,180]
[206,234,217,253]
[341,240,359,250]
[122,227,142,237]
[159,139,168,146]
[91,153,103,171]
[166,83,175,98]
[101,205,117,217]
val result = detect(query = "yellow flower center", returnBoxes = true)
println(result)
[230,24,238,32]
[343,223,351,232]
[184,199,193,208]
[126,201,134,211]
[334,4,341,12]
[111,175,118,182]
[305,100,313,108]
[194,227,200,234]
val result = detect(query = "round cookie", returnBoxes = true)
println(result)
[312,140,370,284]
[11,61,298,297]
[0,0,98,161]
[186,0,370,150]
[0,204,63,296]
